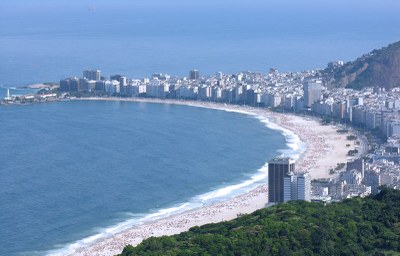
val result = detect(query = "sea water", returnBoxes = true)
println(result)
[0,0,400,87]
[0,100,293,255]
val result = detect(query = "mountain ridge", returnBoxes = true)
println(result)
[323,41,400,90]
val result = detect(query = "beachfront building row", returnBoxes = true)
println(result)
[53,68,400,140]
[57,69,400,132]
[58,69,308,107]
[305,86,400,140]
[267,157,311,204]
[58,71,327,115]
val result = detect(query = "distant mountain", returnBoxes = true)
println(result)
[119,188,400,256]
[323,41,400,90]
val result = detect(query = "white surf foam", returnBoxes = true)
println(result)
[45,203,194,256]
[255,116,306,160]
[197,163,268,202]
[219,107,305,159]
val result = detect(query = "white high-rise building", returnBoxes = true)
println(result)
[280,172,311,202]
[303,80,324,108]
[294,172,311,202]
[283,176,293,202]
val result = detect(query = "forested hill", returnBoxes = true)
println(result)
[323,41,400,90]
[119,188,400,256]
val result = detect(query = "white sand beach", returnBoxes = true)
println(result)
[64,98,359,256]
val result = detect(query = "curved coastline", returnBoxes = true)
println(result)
[50,97,356,256]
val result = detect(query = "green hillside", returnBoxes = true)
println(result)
[324,41,400,90]
[119,188,400,256]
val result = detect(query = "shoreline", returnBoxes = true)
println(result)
[57,97,358,256]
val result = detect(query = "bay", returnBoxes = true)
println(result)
[0,100,286,255]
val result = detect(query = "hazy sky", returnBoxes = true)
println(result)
[2,0,399,33]
[1,0,400,12]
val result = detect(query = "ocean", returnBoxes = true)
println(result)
[0,0,399,254]
[0,100,295,255]
[0,0,400,87]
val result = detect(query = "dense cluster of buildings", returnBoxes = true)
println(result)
[311,159,375,202]
[266,155,381,204]
[58,68,310,107]
[267,154,396,204]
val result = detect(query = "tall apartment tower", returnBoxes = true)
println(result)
[303,80,323,108]
[292,172,311,202]
[268,157,295,203]
[83,69,101,81]
[189,69,200,80]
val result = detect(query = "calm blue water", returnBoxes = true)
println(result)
[1,0,400,86]
[0,100,287,255]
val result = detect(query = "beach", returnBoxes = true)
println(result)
[64,98,359,256]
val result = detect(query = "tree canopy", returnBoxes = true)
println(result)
[119,188,400,256]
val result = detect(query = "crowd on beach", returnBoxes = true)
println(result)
[276,114,330,171]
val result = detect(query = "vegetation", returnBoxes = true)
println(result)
[324,41,400,90]
[347,135,358,141]
[348,149,359,156]
[321,117,331,125]
[119,188,400,256]
[336,129,349,134]
[335,162,345,170]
